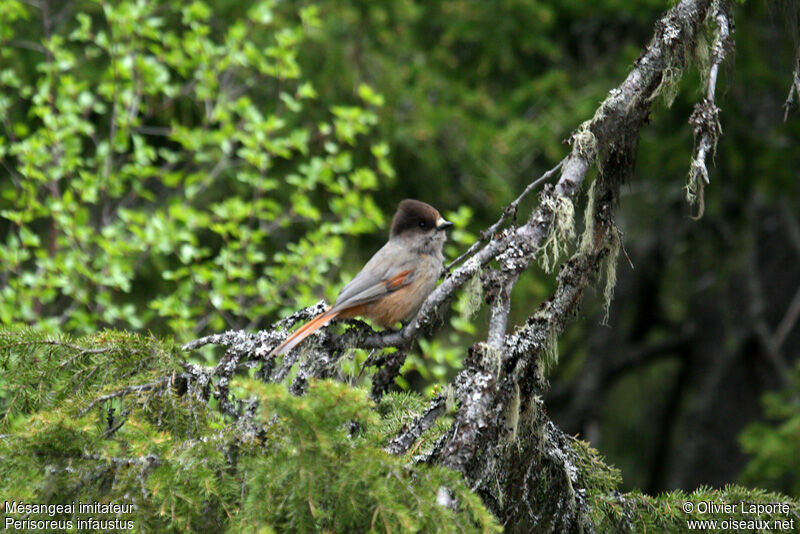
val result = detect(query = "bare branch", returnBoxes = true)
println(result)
[745,238,792,385]
[79,377,174,417]
[486,271,517,351]
[772,284,800,352]
[368,349,408,401]
[783,56,800,121]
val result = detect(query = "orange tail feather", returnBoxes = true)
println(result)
[268,309,340,357]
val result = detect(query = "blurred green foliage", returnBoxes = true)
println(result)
[0,0,393,338]
[0,0,682,342]
[740,361,800,498]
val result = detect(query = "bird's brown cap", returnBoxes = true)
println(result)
[390,199,452,238]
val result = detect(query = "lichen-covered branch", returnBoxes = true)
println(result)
[390,1,721,530]
[686,0,734,219]
[446,159,565,271]
[176,0,755,530]
[385,395,446,455]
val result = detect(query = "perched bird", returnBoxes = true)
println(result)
[268,199,452,356]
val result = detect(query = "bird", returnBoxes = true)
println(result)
[268,199,453,357]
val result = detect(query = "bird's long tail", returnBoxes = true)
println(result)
[268,309,340,357]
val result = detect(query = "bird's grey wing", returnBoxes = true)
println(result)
[332,242,417,310]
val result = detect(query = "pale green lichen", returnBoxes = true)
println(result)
[695,31,712,88]
[444,383,457,414]
[651,64,684,107]
[461,268,484,319]
[579,178,598,257]
[503,383,521,444]
[539,196,576,273]
[685,161,706,220]
[542,328,560,373]
[600,228,621,325]
[579,178,621,324]
[490,469,506,510]
[516,394,542,449]
[572,121,599,161]
[475,341,504,381]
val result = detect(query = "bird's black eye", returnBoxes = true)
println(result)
[419,220,427,228]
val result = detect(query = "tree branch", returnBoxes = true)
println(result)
[79,377,174,417]
[686,0,733,219]
[178,1,734,529]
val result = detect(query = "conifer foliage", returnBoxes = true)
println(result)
[0,330,500,532]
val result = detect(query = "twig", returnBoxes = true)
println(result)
[772,284,800,352]
[0,339,113,356]
[783,57,800,122]
[745,237,792,385]
[385,395,446,455]
[101,408,131,439]
[446,159,565,271]
[79,377,174,417]
[82,453,162,468]
[182,302,326,352]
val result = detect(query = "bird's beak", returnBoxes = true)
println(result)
[435,217,454,231]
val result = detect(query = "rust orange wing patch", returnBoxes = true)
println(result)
[385,269,414,290]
